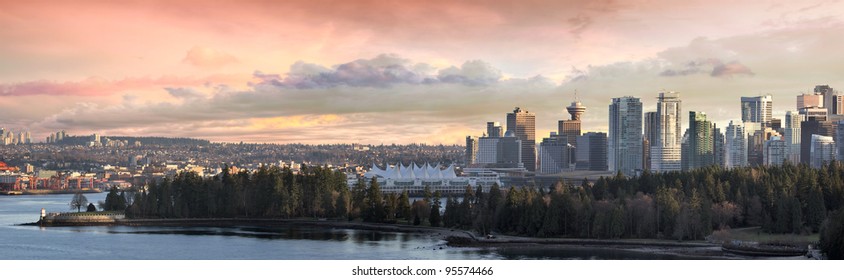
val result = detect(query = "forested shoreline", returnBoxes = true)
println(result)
[119,162,844,257]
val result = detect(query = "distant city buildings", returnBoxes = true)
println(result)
[0,128,33,145]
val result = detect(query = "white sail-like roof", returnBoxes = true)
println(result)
[365,162,457,180]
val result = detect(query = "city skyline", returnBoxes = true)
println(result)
[2,1,844,144]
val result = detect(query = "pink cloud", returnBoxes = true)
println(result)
[0,75,245,97]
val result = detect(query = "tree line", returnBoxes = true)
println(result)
[122,162,844,254]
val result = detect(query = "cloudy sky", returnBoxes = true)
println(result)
[1,0,843,144]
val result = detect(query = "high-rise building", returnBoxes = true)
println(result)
[558,99,586,166]
[652,92,682,172]
[498,132,523,166]
[816,85,837,116]
[837,121,844,161]
[576,132,608,171]
[801,118,836,165]
[539,132,569,174]
[714,127,725,167]
[684,111,714,171]
[741,95,773,127]
[799,107,828,121]
[476,137,499,164]
[832,95,844,116]
[643,111,658,170]
[477,130,523,168]
[797,93,824,109]
[465,136,477,165]
[784,111,801,163]
[506,107,536,171]
[764,136,787,166]
[725,121,748,168]
[486,122,502,138]
[810,134,836,168]
[608,96,643,175]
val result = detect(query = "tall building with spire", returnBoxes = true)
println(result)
[558,91,586,167]
[507,107,536,171]
[652,92,682,172]
[608,96,643,175]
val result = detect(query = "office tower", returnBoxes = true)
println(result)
[539,132,569,174]
[799,107,828,121]
[832,95,844,116]
[652,92,682,172]
[725,121,748,168]
[764,136,787,166]
[506,107,536,171]
[784,111,802,163]
[837,121,844,160]
[643,111,658,169]
[465,136,477,165]
[608,96,643,175]
[810,134,836,168]
[714,127,725,167]
[801,117,836,165]
[476,137,500,164]
[816,85,836,116]
[685,111,714,170]
[498,132,523,166]
[741,95,773,127]
[771,118,782,131]
[486,122,502,138]
[576,132,608,171]
[797,93,824,109]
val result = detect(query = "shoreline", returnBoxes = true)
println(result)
[24,217,741,259]
[2,189,102,196]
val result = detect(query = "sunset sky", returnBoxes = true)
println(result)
[2,0,844,144]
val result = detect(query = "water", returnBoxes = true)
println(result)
[0,193,710,260]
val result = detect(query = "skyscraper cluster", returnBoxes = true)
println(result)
[0,128,33,145]
[464,84,844,177]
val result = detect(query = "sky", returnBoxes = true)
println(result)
[1,0,844,144]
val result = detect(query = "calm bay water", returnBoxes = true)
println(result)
[0,193,700,260]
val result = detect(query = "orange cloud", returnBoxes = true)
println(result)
[183,46,238,68]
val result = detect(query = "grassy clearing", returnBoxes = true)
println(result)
[715,227,818,245]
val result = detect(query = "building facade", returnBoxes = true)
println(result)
[506,107,536,171]
[608,96,643,175]
[652,92,682,172]
[725,121,748,168]
[810,134,836,168]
